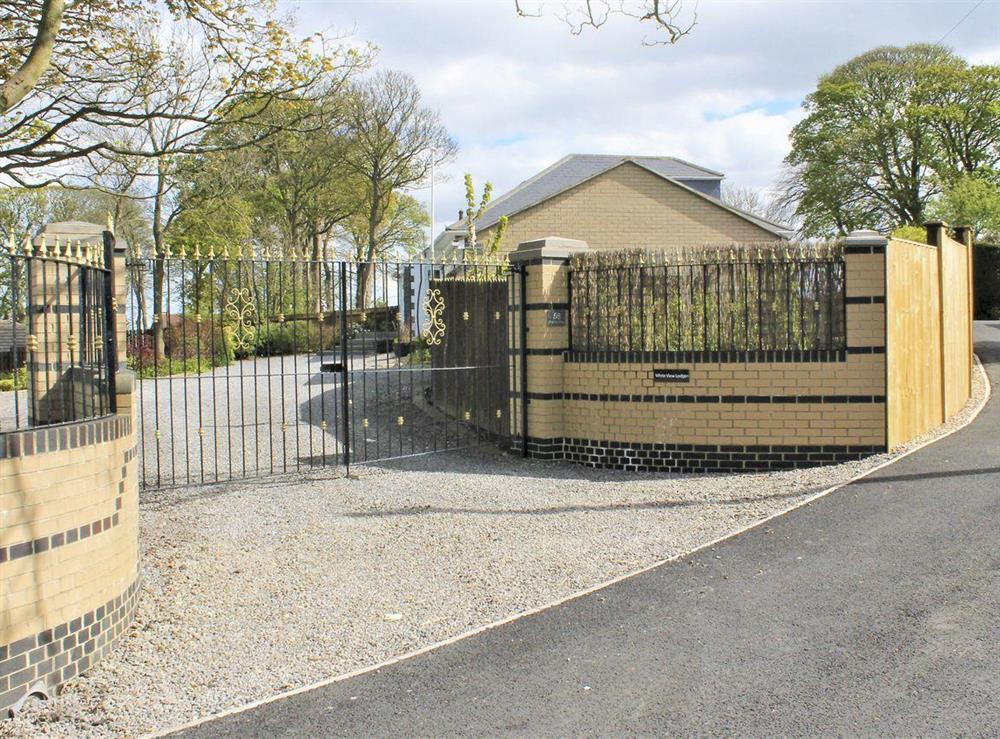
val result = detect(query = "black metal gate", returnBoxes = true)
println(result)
[126,249,516,489]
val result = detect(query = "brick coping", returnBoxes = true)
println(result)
[0,414,131,460]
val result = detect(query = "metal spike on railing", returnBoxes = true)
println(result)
[23,236,32,256]
[164,243,172,259]
[6,234,15,255]
[207,243,215,260]
[39,234,48,258]
[193,242,201,260]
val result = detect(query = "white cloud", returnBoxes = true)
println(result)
[285,0,1000,239]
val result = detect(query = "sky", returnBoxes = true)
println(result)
[286,0,1000,240]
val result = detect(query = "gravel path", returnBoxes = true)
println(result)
[2,360,988,738]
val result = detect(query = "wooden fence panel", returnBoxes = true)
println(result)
[428,278,510,440]
[887,239,942,447]
[940,236,972,418]
[886,234,973,448]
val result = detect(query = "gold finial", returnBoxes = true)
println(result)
[6,234,14,255]
[39,234,48,258]
[164,243,172,259]
[193,242,201,260]
[106,212,115,233]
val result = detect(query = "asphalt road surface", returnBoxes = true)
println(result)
[173,322,1000,737]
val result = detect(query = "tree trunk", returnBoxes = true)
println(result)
[0,0,65,114]
[151,172,166,360]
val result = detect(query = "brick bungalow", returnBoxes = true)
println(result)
[428,154,791,259]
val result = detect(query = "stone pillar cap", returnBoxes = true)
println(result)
[508,237,590,263]
[844,229,888,247]
[33,221,105,246]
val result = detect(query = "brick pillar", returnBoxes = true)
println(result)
[843,229,888,449]
[507,237,589,458]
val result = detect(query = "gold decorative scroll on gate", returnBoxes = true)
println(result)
[422,288,446,345]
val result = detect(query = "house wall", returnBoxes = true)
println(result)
[481,162,778,255]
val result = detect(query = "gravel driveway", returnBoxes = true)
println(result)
[1,359,987,739]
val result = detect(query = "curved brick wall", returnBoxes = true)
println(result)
[508,235,893,472]
[0,414,139,714]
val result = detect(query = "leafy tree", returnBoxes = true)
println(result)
[784,44,1000,237]
[343,70,456,307]
[931,174,1000,240]
[0,0,356,185]
[462,174,509,255]
[338,193,429,262]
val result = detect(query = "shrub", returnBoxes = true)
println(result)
[0,366,27,392]
[974,243,1000,320]
[164,317,232,364]
[255,322,328,357]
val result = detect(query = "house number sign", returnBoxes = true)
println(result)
[546,308,567,326]
[653,368,690,383]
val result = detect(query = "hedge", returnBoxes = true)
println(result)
[974,244,1000,320]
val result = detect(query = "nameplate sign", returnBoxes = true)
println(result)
[653,368,690,383]
[546,309,567,327]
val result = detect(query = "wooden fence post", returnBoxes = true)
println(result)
[953,224,975,390]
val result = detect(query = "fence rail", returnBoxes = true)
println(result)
[569,244,846,354]
[1,236,116,433]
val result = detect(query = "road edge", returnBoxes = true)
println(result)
[150,355,992,738]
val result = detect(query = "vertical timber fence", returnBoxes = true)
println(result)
[124,247,516,489]
[885,223,974,447]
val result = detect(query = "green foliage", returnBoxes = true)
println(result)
[407,336,431,366]
[255,322,329,356]
[339,193,430,261]
[785,44,1000,236]
[891,225,928,243]
[131,357,231,379]
[0,366,27,392]
[931,175,1000,240]
[974,243,1000,320]
[462,174,507,254]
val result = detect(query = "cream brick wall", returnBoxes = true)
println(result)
[0,430,138,647]
[511,238,888,455]
[481,162,779,255]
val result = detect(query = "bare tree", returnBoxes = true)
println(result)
[343,70,456,307]
[722,184,797,230]
[514,0,695,45]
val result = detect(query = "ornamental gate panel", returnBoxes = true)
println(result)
[125,249,517,489]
